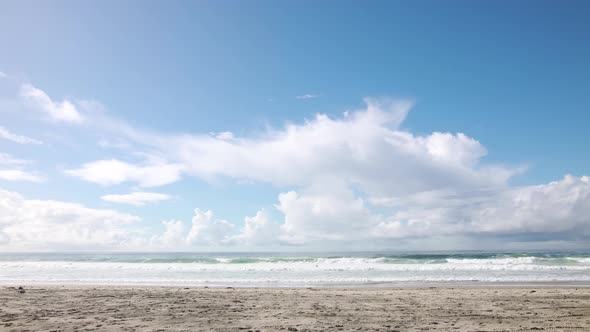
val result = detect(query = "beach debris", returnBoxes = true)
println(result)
[287,328,298,331]
[17,286,25,294]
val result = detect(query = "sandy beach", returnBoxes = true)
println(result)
[1,286,589,331]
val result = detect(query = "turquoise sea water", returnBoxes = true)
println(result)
[1,251,589,287]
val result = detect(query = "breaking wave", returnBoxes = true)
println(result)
[1,252,589,286]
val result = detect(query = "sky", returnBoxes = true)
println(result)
[0,0,589,252]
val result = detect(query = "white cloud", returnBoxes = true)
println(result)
[148,209,281,248]
[101,192,171,206]
[4,75,590,249]
[155,175,590,248]
[186,208,235,245]
[99,97,587,247]
[230,210,282,246]
[0,127,43,144]
[471,175,590,237]
[0,169,44,182]
[277,179,379,243]
[422,132,486,167]
[296,94,320,100]
[152,220,186,247]
[65,159,183,187]
[163,98,516,198]
[20,83,83,123]
[0,152,43,183]
[3,171,589,251]
[370,175,590,241]
[0,188,140,251]
[0,152,31,165]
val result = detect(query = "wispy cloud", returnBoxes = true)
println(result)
[0,169,45,182]
[65,159,183,187]
[214,131,234,140]
[296,93,320,100]
[0,127,43,145]
[20,84,83,123]
[0,152,31,165]
[101,192,171,206]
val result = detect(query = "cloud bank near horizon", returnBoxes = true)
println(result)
[0,77,589,251]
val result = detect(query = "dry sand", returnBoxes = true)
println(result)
[1,286,589,331]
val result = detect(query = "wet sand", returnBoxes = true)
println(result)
[1,286,589,331]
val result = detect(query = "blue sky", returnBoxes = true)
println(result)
[0,1,589,251]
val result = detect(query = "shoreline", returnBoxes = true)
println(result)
[2,285,590,331]
[3,280,590,289]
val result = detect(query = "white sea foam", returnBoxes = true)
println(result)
[1,254,589,286]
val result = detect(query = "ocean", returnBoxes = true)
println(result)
[1,251,589,287]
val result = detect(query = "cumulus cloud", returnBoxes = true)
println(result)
[186,208,235,245]
[3,77,589,250]
[65,159,183,187]
[277,179,378,244]
[471,175,590,237]
[73,97,506,197]
[152,220,186,247]
[161,98,517,198]
[371,175,590,241]
[148,209,282,249]
[0,188,140,251]
[20,83,83,123]
[151,175,590,248]
[230,210,282,246]
[0,127,43,144]
[101,192,172,206]
[63,97,589,248]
